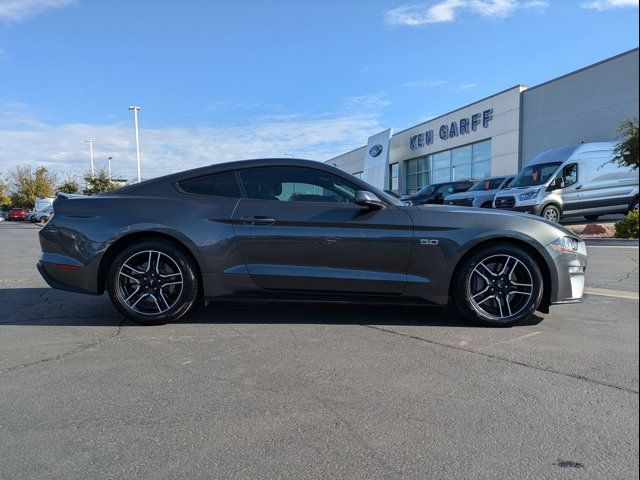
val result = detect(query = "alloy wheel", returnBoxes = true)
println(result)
[543,207,558,222]
[467,254,534,320]
[117,250,184,316]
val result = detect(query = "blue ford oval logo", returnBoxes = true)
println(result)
[369,144,383,157]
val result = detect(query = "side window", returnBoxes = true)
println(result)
[501,177,513,189]
[178,170,241,198]
[454,182,470,192]
[561,163,578,188]
[437,183,454,195]
[238,166,361,204]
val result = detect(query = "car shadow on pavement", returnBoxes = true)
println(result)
[0,288,544,328]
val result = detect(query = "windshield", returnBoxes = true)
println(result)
[468,178,505,192]
[510,162,562,187]
[416,185,435,196]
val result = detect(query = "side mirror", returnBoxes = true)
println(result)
[355,190,385,210]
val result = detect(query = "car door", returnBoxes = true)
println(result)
[555,163,582,213]
[232,165,414,294]
[434,183,455,204]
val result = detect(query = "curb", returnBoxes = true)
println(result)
[584,238,639,247]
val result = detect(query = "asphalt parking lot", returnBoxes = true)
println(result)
[1,222,638,479]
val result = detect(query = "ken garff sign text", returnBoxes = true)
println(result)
[410,109,493,151]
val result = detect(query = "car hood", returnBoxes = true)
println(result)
[497,186,543,197]
[445,189,499,200]
[406,204,578,243]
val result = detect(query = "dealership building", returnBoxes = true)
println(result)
[326,48,639,195]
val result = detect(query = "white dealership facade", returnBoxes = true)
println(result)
[326,48,639,195]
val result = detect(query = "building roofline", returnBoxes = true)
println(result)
[525,47,639,93]
[392,84,526,136]
[324,144,366,162]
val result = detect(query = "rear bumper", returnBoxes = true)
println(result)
[37,253,101,295]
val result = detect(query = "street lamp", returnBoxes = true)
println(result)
[107,156,113,180]
[84,139,95,178]
[128,105,141,182]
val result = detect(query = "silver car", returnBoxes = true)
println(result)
[444,176,514,208]
[494,142,639,222]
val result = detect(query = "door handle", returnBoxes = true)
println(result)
[575,184,583,190]
[241,216,276,225]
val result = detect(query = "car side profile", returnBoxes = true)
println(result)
[406,180,474,206]
[38,159,587,326]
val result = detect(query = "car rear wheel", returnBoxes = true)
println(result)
[541,204,561,223]
[453,244,544,327]
[107,239,200,325]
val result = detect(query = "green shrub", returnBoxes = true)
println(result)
[615,210,639,239]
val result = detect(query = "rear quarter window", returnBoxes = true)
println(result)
[177,171,241,198]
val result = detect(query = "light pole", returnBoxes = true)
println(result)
[107,156,113,180]
[84,139,95,178]
[128,105,141,182]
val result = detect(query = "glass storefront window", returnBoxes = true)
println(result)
[452,163,472,181]
[432,168,450,183]
[472,160,491,179]
[432,151,451,170]
[389,163,399,191]
[472,141,491,162]
[451,146,472,166]
[403,140,492,193]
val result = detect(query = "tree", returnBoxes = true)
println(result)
[83,167,121,195]
[613,118,639,171]
[0,175,10,208]
[8,165,58,209]
[57,174,81,195]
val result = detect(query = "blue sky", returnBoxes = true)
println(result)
[0,0,638,180]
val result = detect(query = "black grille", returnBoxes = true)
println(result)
[494,196,515,209]
[446,198,473,207]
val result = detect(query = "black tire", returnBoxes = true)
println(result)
[630,198,639,213]
[541,204,561,223]
[584,215,600,222]
[107,238,200,325]
[453,243,544,327]
[480,202,493,209]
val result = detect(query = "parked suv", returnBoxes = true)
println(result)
[407,180,474,206]
[444,176,514,208]
[493,142,639,222]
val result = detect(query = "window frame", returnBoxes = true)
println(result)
[174,169,243,199]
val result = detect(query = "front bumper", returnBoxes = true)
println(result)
[546,243,587,305]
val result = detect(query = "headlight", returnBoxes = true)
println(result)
[518,189,540,201]
[549,236,580,253]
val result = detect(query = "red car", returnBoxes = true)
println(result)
[8,208,26,221]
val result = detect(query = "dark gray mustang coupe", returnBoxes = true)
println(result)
[38,159,587,326]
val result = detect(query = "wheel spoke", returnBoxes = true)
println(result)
[122,264,144,276]
[130,292,149,308]
[476,294,496,306]
[124,286,141,303]
[149,294,162,313]
[119,271,141,283]
[479,261,497,277]
[158,290,171,310]
[496,296,504,318]
[499,256,512,276]
[159,271,182,279]
[472,286,490,299]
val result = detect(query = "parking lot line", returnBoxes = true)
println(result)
[584,287,639,300]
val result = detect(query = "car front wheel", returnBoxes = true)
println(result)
[107,239,200,325]
[541,204,561,223]
[453,244,544,327]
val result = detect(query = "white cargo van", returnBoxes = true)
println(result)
[493,142,639,222]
